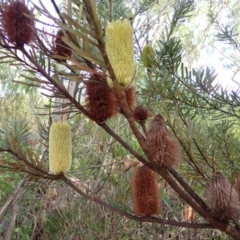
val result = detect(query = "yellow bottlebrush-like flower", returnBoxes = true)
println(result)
[142,45,155,67]
[106,19,136,89]
[49,121,72,174]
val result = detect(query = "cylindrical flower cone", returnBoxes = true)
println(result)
[55,30,72,58]
[131,165,162,217]
[142,45,155,68]
[146,114,181,168]
[2,1,35,46]
[106,19,136,89]
[85,75,120,121]
[49,121,72,174]
[206,172,240,223]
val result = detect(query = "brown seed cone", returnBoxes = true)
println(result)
[2,1,35,46]
[85,75,120,121]
[146,114,181,168]
[131,165,162,217]
[133,105,149,121]
[55,30,72,57]
[124,85,136,109]
[205,172,240,223]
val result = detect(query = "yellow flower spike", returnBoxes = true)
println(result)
[49,121,72,174]
[106,19,136,89]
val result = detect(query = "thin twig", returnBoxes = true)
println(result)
[0,175,30,222]
[4,203,19,240]
[50,0,66,24]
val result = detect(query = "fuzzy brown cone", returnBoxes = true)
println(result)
[2,1,35,46]
[206,172,240,223]
[85,75,120,121]
[55,30,72,58]
[146,114,181,168]
[131,165,162,217]
[124,86,136,109]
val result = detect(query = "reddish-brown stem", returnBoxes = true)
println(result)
[168,168,208,209]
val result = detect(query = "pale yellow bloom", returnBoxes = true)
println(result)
[106,19,136,89]
[142,45,155,67]
[49,121,72,174]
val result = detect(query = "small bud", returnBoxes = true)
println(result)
[142,45,155,67]
[133,105,149,121]
[2,1,35,46]
[106,19,136,89]
[146,114,181,168]
[132,165,162,217]
[49,121,72,174]
[206,172,240,223]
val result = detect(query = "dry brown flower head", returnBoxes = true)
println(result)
[85,75,120,121]
[131,165,162,217]
[2,1,35,47]
[206,171,240,223]
[146,114,181,168]
[124,85,136,109]
[55,30,72,58]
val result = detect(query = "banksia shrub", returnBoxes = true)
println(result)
[85,75,120,121]
[133,105,149,121]
[2,1,35,46]
[146,114,181,168]
[142,45,155,67]
[106,19,136,89]
[206,172,240,223]
[55,30,72,58]
[132,165,162,217]
[124,85,136,109]
[49,121,72,174]
[183,206,194,221]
